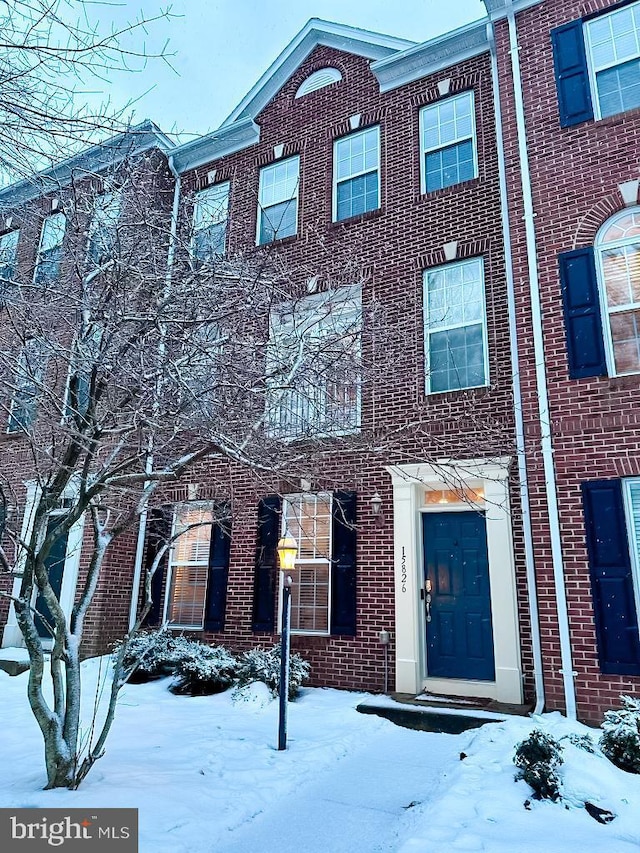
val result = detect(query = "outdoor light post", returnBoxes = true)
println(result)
[276,535,297,751]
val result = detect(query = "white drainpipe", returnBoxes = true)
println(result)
[487,22,545,716]
[128,154,182,630]
[504,0,577,718]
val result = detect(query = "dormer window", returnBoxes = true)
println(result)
[295,68,342,99]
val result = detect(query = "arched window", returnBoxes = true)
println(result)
[596,208,640,375]
[295,68,342,99]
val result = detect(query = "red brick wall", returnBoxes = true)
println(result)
[494,0,640,723]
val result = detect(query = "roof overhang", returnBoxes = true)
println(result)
[171,117,261,175]
[372,19,490,93]
[221,18,415,127]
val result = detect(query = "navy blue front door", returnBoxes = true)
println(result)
[422,512,495,681]
[35,517,68,638]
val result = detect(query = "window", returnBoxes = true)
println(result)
[257,157,299,244]
[282,493,332,634]
[420,92,477,193]
[192,183,230,260]
[266,285,361,439]
[165,503,214,629]
[7,338,46,432]
[87,192,121,267]
[333,126,380,222]
[34,212,65,285]
[424,258,488,393]
[64,325,104,421]
[0,230,19,284]
[596,208,640,376]
[585,1,640,119]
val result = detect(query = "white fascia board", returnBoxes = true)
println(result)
[171,118,260,174]
[483,0,545,21]
[372,19,490,93]
[221,18,415,127]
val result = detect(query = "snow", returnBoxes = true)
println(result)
[1,657,639,852]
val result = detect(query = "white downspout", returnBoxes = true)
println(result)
[487,23,545,716]
[128,154,182,630]
[504,0,577,718]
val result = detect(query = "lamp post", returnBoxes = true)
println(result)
[276,535,297,751]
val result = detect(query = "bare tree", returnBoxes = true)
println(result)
[0,0,175,181]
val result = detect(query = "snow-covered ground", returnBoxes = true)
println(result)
[1,657,639,852]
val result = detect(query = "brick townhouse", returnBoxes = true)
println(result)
[1,1,639,724]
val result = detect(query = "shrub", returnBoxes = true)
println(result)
[169,645,238,696]
[115,628,196,682]
[235,645,310,700]
[514,729,564,801]
[600,695,640,774]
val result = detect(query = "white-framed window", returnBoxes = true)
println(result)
[596,208,640,376]
[87,192,121,267]
[257,157,299,245]
[585,1,640,119]
[0,230,19,284]
[63,325,104,422]
[266,285,361,439]
[623,478,640,627]
[164,503,214,629]
[420,92,477,194]
[7,338,47,433]
[333,126,380,222]
[282,493,332,634]
[192,182,230,260]
[34,212,65,285]
[423,257,488,394]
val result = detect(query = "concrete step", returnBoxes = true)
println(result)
[0,647,31,676]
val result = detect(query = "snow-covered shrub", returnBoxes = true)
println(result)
[170,645,238,696]
[514,729,564,801]
[115,628,196,682]
[563,733,596,754]
[235,645,310,699]
[600,695,640,774]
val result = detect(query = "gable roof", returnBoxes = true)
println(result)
[221,18,415,127]
[0,120,174,209]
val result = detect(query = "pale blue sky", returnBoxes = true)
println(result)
[97,1,486,141]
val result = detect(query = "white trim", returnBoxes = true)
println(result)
[386,458,523,704]
[2,481,85,649]
[295,67,342,98]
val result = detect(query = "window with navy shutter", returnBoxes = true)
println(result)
[252,495,281,632]
[551,19,594,127]
[582,480,640,675]
[330,490,357,636]
[204,509,232,632]
[559,247,607,379]
[143,507,172,627]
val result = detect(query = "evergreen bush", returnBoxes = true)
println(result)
[514,729,564,801]
[600,695,640,774]
[169,645,238,696]
[235,645,310,699]
[115,628,196,682]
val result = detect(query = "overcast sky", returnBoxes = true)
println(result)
[97,1,487,142]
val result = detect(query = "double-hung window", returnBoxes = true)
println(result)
[424,258,488,394]
[192,183,230,260]
[7,338,47,432]
[257,157,299,245]
[165,503,214,629]
[87,192,121,267]
[585,2,640,119]
[421,92,477,193]
[34,213,65,285]
[0,230,19,285]
[282,493,332,634]
[333,126,380,221]
[266,285,361,439]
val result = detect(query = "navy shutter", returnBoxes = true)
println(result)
[582,480,640,675]
[252,495,281,632]
[204,508,231,632]
[551,20,594,127]
[559,247,607,379]
[330,491,357,636]
[143,507,172,627]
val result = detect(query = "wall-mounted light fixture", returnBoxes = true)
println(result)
[369,491,383,517]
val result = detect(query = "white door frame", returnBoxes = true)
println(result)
[2,481,85,649]
[386,457,523,704]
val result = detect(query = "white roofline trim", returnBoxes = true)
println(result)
[221,18,415,127]
[171,117,260,175]
[482,0,545,22]
[372,19,490,94]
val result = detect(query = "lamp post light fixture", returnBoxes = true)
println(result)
[277,535,297,751]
